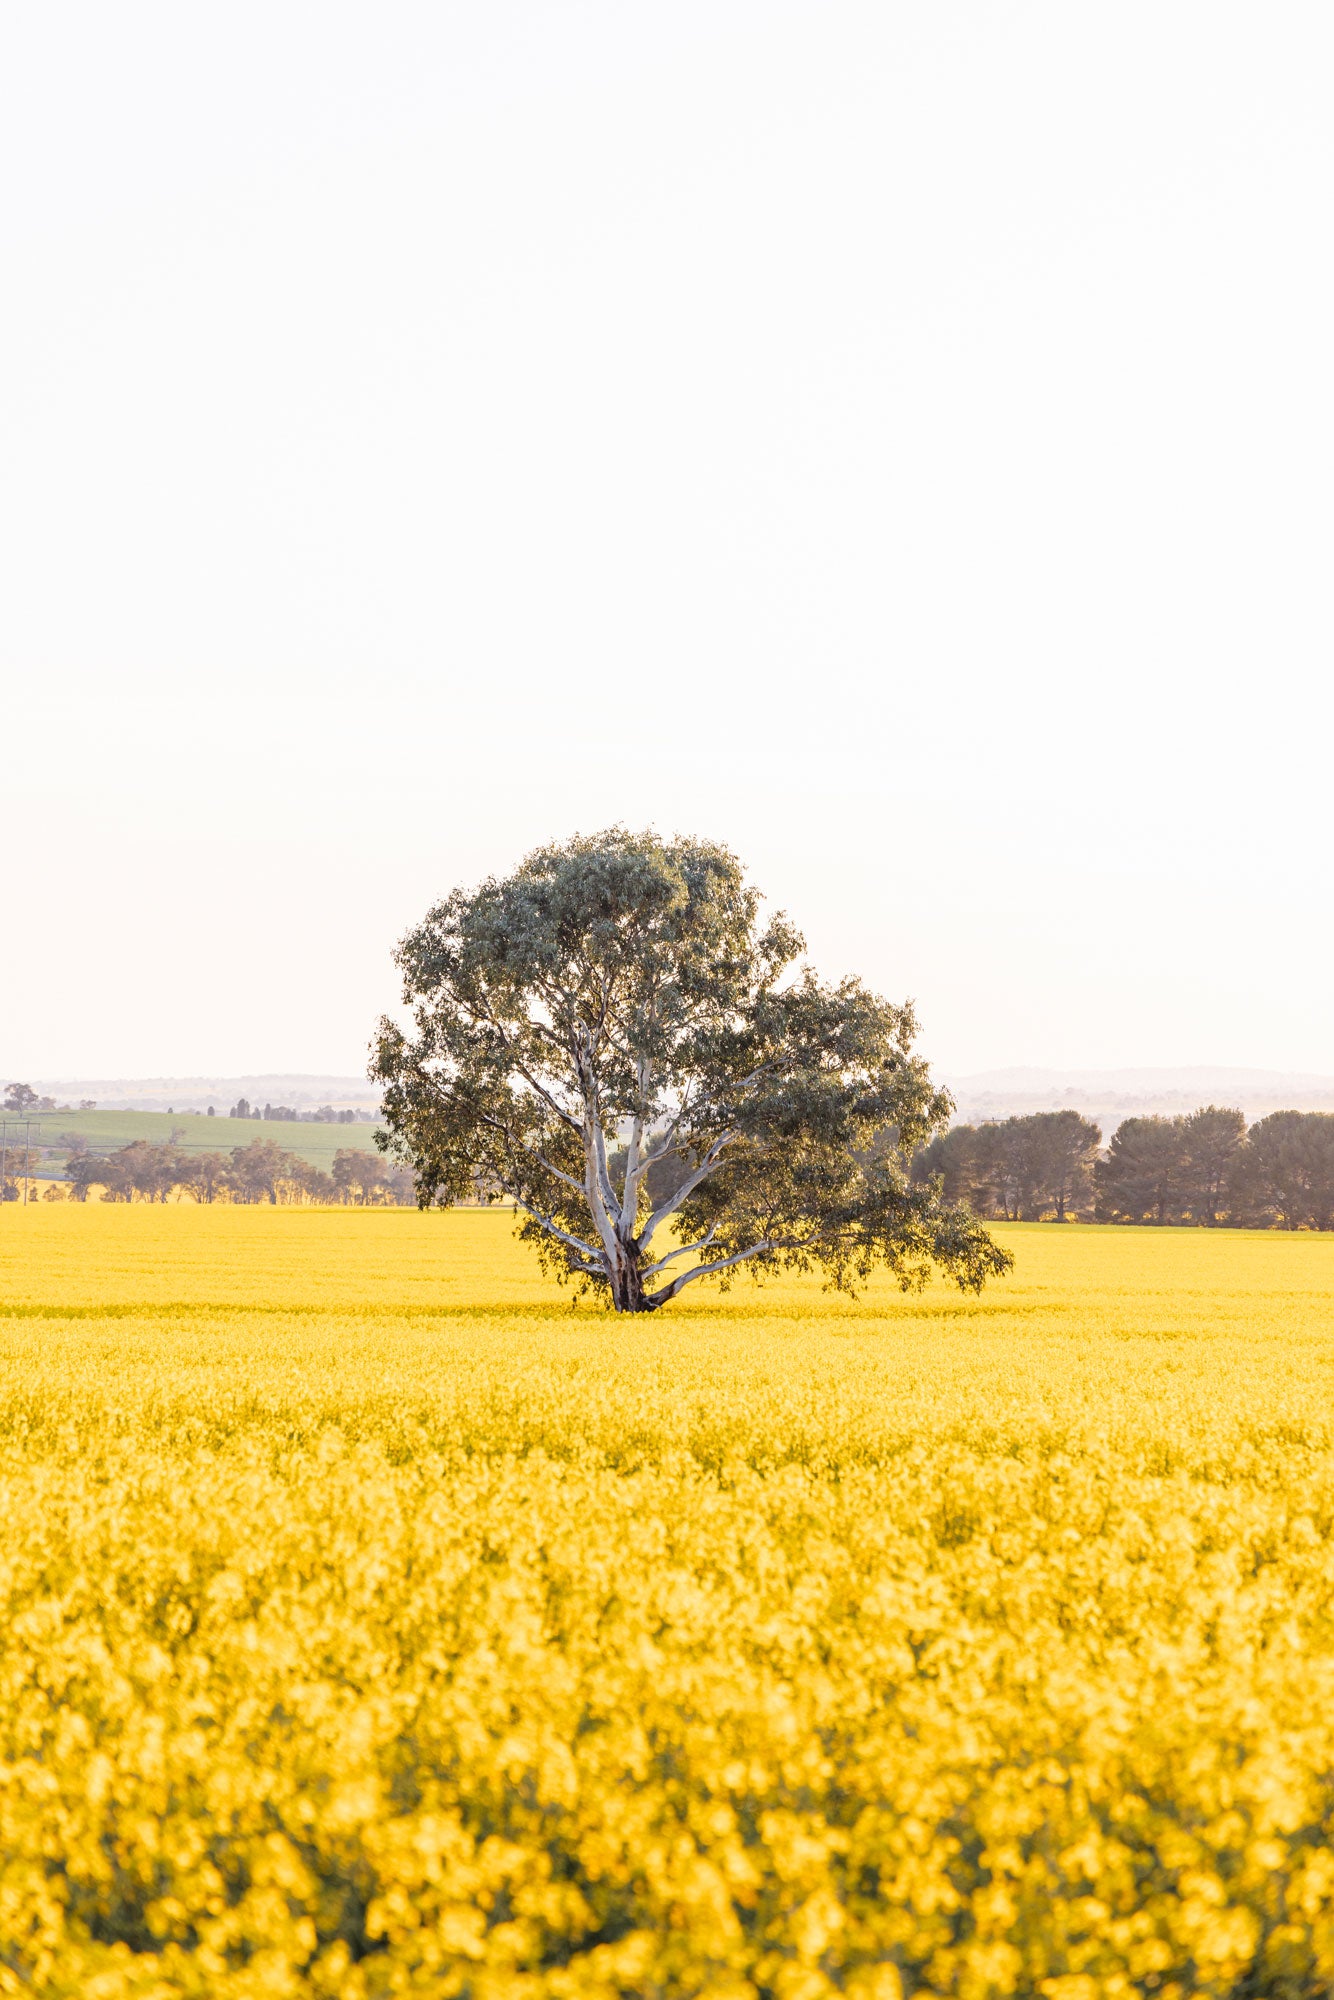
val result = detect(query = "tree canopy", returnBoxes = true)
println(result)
[1235,1111,1334,1232]
[371,828,1011,1311]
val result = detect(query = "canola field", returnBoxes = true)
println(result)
[3,1208,1334,2000]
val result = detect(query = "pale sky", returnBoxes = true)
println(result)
[3,2,1331,1080]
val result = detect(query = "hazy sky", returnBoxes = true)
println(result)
[3,2,1331,1080]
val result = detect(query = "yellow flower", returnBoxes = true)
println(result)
[2,1207,1334,1995]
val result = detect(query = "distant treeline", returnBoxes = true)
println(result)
[912,1106,1334,1228]
[227,1098,368,1123]
[37,1141,415,1206]
[3,1082,374,1122]
[14,1108,1334,1229]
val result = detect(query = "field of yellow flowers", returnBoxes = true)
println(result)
[2,1207,1334,1999]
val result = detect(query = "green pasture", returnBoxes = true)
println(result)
[0,1108,385,1177]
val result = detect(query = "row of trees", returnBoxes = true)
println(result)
[227,1099,369,1123]
[60,1142,414,1206]
[910,1110,1103,1221]
[911,1106,1334,1229]
[1098,1108,1334,1230]
[40,1108,1334,1229]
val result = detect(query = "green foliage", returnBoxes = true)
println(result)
[372,827,1010,1310]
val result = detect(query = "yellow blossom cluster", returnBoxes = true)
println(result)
[2,1206,1334,1998]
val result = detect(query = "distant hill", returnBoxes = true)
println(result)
[25,1075,379,1114]
[3,1107,385,1179]
[3,1077,385,1178]
[942,1065,1334,1138]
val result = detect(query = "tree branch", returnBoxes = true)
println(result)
[639,1085,698,1166]
[509,1057,583,1133]
[618,1054,652,1235]
[573,1107,621,1269]
[477,1110,585,1194]
[647,1238,773,1304]
[511,1197,601,1263]
[592,1119,619,1219]
[640,1226,717,1278]
[640,1131,735,1249]
[462,994,583,1132]
[643,1055,781,1140]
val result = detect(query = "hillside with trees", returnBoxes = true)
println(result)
[0,1094,386,1189]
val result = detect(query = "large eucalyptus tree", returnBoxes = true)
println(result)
[372,828,1010,1312]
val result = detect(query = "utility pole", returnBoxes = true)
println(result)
[1,1118,42,1204]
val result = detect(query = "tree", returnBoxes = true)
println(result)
[95,1152,135,1201]
[3,1083,38,1112]
[909,1124,980,1205]
[181,1151,230,1203]
[227,1140,301,1204]
[968,1122,1016,1219]
[332,1148,391,1205]
[1179,1105,1246,1225]
[296,1162,337,1203]
[1095,1116,1186,1224]
[118,1140,185,1202]
[1238,1111,1334,1231]
[1017,1110,1102,1220]
[65,1153,105,1201]
[372,828,1010,1312]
